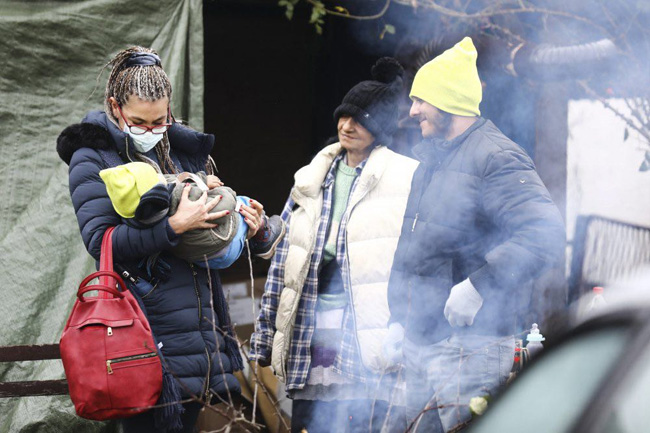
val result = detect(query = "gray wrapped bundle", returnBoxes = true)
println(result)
[166,172,241,262]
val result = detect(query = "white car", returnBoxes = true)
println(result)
[469,287,650,433]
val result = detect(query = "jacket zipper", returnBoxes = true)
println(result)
[106,352,157,374]
[411,213,419,232]
[189,263,211,401]
[337,168,377,368]
[190,263,202,322]
[403,165,436,329]
[124,136,134,162]
[341,193,368,366]
[410,165,435,233]
[204,347,212,402]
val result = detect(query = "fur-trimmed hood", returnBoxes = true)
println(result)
[56,122,113,166]
[56,110,215,166]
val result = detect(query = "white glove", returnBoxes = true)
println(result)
[444,278,483,327]
[382,322,405,365]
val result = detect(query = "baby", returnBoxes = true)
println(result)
[99,162,285,270]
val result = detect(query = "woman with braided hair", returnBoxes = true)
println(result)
[56,46,270,432]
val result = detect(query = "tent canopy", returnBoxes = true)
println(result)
[0,1,204,430]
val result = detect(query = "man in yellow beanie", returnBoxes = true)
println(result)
[382,37,566,432]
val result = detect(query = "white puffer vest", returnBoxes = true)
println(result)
[271,143,418,380]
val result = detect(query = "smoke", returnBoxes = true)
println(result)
[570,265,650,327]
[274,1,650,431]
[331,0,649,309]
[290,394,407,432]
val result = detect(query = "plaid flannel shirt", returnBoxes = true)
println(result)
[250,152,368,391]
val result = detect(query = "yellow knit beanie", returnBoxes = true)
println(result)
[410,36,482,116]
[99,162,161,218]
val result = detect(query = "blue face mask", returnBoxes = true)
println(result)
[124,124,164,153]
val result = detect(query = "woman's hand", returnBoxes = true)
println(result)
[168,184,227,234]
[206,174,224,189]
[240,199,264,239]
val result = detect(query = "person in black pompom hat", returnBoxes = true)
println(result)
[251,57,419,433]
[333,57,404,147]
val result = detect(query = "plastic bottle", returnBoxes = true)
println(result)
[586,286,607,313]
[525,323,545,359]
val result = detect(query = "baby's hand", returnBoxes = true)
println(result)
[206,174,224,189]
[241,199,264,239]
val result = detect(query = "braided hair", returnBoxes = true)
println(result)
[103,46,183,174]
[104,46,172,114]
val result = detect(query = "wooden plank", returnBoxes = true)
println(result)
[0,344,61,362]
[0,380,68,397]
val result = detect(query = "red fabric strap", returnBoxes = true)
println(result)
[97,227,116,299]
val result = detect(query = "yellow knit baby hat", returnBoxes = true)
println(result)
[99,162,160,218]
[410,36,482,116]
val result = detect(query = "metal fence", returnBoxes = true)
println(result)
[568,215,650,303]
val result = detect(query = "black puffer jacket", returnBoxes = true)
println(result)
[56,111,242,400]
[388,118,565,344]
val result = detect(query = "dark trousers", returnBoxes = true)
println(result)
[291,398,405,433]
[121,402,203,433]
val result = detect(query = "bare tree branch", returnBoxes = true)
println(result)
[578,80,650,145]
[305,0,392,20]
[391,0,610,35]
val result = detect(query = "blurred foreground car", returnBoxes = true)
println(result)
[468,296,650,433]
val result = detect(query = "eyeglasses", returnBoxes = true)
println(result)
[116,104,172,135]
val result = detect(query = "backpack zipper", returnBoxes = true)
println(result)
[106,351,157,374]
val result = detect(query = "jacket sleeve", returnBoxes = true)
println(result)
[469,148,565,295]
[249,193,295,363]
[68,148,180,262]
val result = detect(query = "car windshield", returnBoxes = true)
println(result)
[596,328,650,432]
[469,326,629,433]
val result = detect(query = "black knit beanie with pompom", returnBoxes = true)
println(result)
[333,57,404,146]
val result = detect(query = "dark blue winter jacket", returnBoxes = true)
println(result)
[388,119,565,344]
[57,111,242,401]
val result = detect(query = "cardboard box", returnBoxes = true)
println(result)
[195,354,291,433]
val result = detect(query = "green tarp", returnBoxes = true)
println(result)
[0,1,204,430]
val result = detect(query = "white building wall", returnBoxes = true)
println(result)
[567,98,650,240]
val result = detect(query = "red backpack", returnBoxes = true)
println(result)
[60,227,162,420]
